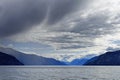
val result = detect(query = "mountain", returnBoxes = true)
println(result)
[0,52,23,65]
[85,50,120,65]
[70,58,90,65]
[69,54,96,65]
[0,47,65,65]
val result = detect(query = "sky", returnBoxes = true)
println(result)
[1,0,120,59]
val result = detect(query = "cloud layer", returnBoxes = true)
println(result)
[1,0,120,54]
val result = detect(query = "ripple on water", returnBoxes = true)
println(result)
[0,67,119,80]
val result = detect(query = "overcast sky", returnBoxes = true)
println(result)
[0,0,120,57]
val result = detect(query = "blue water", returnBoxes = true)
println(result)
[0,66,119,80]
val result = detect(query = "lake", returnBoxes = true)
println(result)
[0,66,119,80]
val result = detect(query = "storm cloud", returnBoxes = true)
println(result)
[0,0,87,38]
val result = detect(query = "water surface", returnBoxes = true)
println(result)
[0,66,119,80]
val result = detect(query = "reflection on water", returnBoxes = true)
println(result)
[0,66,120,80]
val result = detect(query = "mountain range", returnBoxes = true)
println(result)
[0,47,96,65]
[1,47,120,66]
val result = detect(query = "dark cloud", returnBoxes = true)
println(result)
[47,0,85,25]
[0,0,86,38]
[0,0,48,38]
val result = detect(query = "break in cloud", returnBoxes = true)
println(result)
[1,0,120,55]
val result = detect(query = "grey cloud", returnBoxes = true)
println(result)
[47,0,86,25]
[35,32,95,49]
[9,10,117,50]
[0,0,48,38]
[54,13,114,37]
[58,45,88,49]
[61,14,114,33]
[0,0,86,38]
[39,12,118,49]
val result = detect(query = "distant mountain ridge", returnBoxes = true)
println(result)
[68,54,96,65]
[0,47,65,65]
[85,50,120,65]
[0,51,23,65]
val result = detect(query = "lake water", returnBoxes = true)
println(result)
[0,66,119,80]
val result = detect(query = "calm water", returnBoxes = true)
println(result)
[0,66,119,80]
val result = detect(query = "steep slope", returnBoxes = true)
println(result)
[0,47,65,65]
[85,50,120,65]
[0,52,23,65]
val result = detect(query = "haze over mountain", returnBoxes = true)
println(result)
[0,47,65,65]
